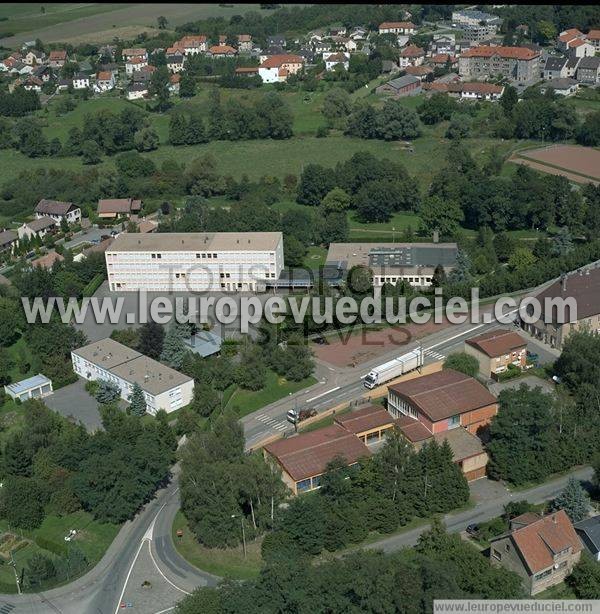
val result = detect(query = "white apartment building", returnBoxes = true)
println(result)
[106,232,284,292]
[71,338,194,414]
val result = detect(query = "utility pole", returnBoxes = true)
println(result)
[231,514,247,558]
[9,551,21,595]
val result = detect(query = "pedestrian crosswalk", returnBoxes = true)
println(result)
[254,413,289,431]
[0,604,15,614]
[424,348,446,361]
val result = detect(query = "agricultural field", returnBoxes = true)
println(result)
[510,144,600,185]
[0,3,269,46]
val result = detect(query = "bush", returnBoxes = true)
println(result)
[496,363,521,382]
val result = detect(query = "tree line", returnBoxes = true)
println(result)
[175,519,524,614]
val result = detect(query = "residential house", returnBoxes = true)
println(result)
[574,516,600,562]
[565,55,581,78]
[405,65,433,80]
[490,510,582,595]
[349,27,368,41]
[23,50,45,66]
[450,82,504,100]
[258,54,304,84]
[72,73,90,89]
[577,56,600,84]
[207,45,237,57]
[331,36,358,53]
[31,251,64,270]
[35,199,81,225]
[376,73,422,97]
[586,29,600,51]
[121,48,147,62]
[567,38,596,58]
[234,66,259,77]
[166,54,185,73]
[378,21,415,35]
[387,368,498,436]
[557,28,585,52]
[48,50,68,68]
[541,78,579,96]
[126,83,148,100]
[431,34,456,56]
[4,374,53,402]
[177,36,207,55]
[263,424,371,494]
[399,45,425,68]
[543,56,568,80]
[520,267,600,349]
[73,237,115,262]
[266,35,286,49]
[458,46,541,82]
[10,61,33,76]
[136,219,158,234]
[32,65,52,82]
[312,40,331,54]
[329,26,347,37]
[464,329,527,378]
[323,51,349,71]
[95,70,116,92]
[22,76,43,92]
[169,73,181,95]
[57,78,71,92]
[0,230,17,253]
[125,56,148,74]
[452,9,501,28]
[17,217,56,241]
[72,338,194,414]
[237,34,252,52]
[429,53,457,69]
[97,198,142,219]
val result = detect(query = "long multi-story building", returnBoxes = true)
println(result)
[458,46,541,82]
[106,232,284,292]
[71,338,194,414]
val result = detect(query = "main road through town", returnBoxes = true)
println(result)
[0,264,595,613]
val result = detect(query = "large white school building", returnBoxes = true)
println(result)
[105,232,284,292]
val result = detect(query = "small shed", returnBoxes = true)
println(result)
[5,374,53,402]
[183,331,223,358]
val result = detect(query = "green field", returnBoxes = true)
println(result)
[172,510,262,580]
[225,369,317,418]
[0,511,118,592]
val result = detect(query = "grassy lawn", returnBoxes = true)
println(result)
[0,511,119,592]
[172,510,262,580]
[300,405,351,433]
[225,369,317,418]
[303,245,328,268]
[536,582,576,599]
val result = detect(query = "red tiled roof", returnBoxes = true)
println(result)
[569,38,588,48]
[431,53,456,64]
[461,45,540,60]
[32,251,64,270]
[406,65,433,75]
[507,510,582,574]
[587,29,600,41]
[96,71,113,81]
[379,21,415,30]
[264,424,371,482]
[334,405,395,435]
[97,198,141,215]
[559,29,583,42]
[401,44,425,57]
[459,82,504,95]
[170,73,181,84]
[122,48,146,57]
[260,54,304,68]
[49,50,67,61]
[466,329,527,358]
[237,34,251,42]
[235,67,259,74]
[396,415,432,442]
[128,56,147,65]
[35,199,76,216]
[326,52,349,63]
[179,35,207,45]
[388,369,497,423]
[208,45,236,54]
[423,81,450,92]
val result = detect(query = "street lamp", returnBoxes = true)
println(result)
[231,514,247,558]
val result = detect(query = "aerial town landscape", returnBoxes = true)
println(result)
[0,2,600,613]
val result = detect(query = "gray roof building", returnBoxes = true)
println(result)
[574,516,600,560]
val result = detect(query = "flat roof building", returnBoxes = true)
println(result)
[105,232,284,292]
[325,242,458,288]
[5,374,53,402]
[71,338,194,414]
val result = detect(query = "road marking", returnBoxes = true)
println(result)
[147,540,191,596]
[113,538,146,614]
[306,386,340,403]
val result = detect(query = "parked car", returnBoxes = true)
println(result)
[286,408,318,424]
[466,523,479,536]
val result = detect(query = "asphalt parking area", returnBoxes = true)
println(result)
[44,378,105,431]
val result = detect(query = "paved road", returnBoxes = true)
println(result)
[1,262,593,611]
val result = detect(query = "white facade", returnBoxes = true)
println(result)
[35,207,81,225]
[71,340,194,415]
[258,66,283,83]
[73,76,90,89]
[106,232,284,292]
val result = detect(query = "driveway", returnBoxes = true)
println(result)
[44,378,105,431]
[489,375,555,397]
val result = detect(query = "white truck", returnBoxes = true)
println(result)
[363,348,423,389]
